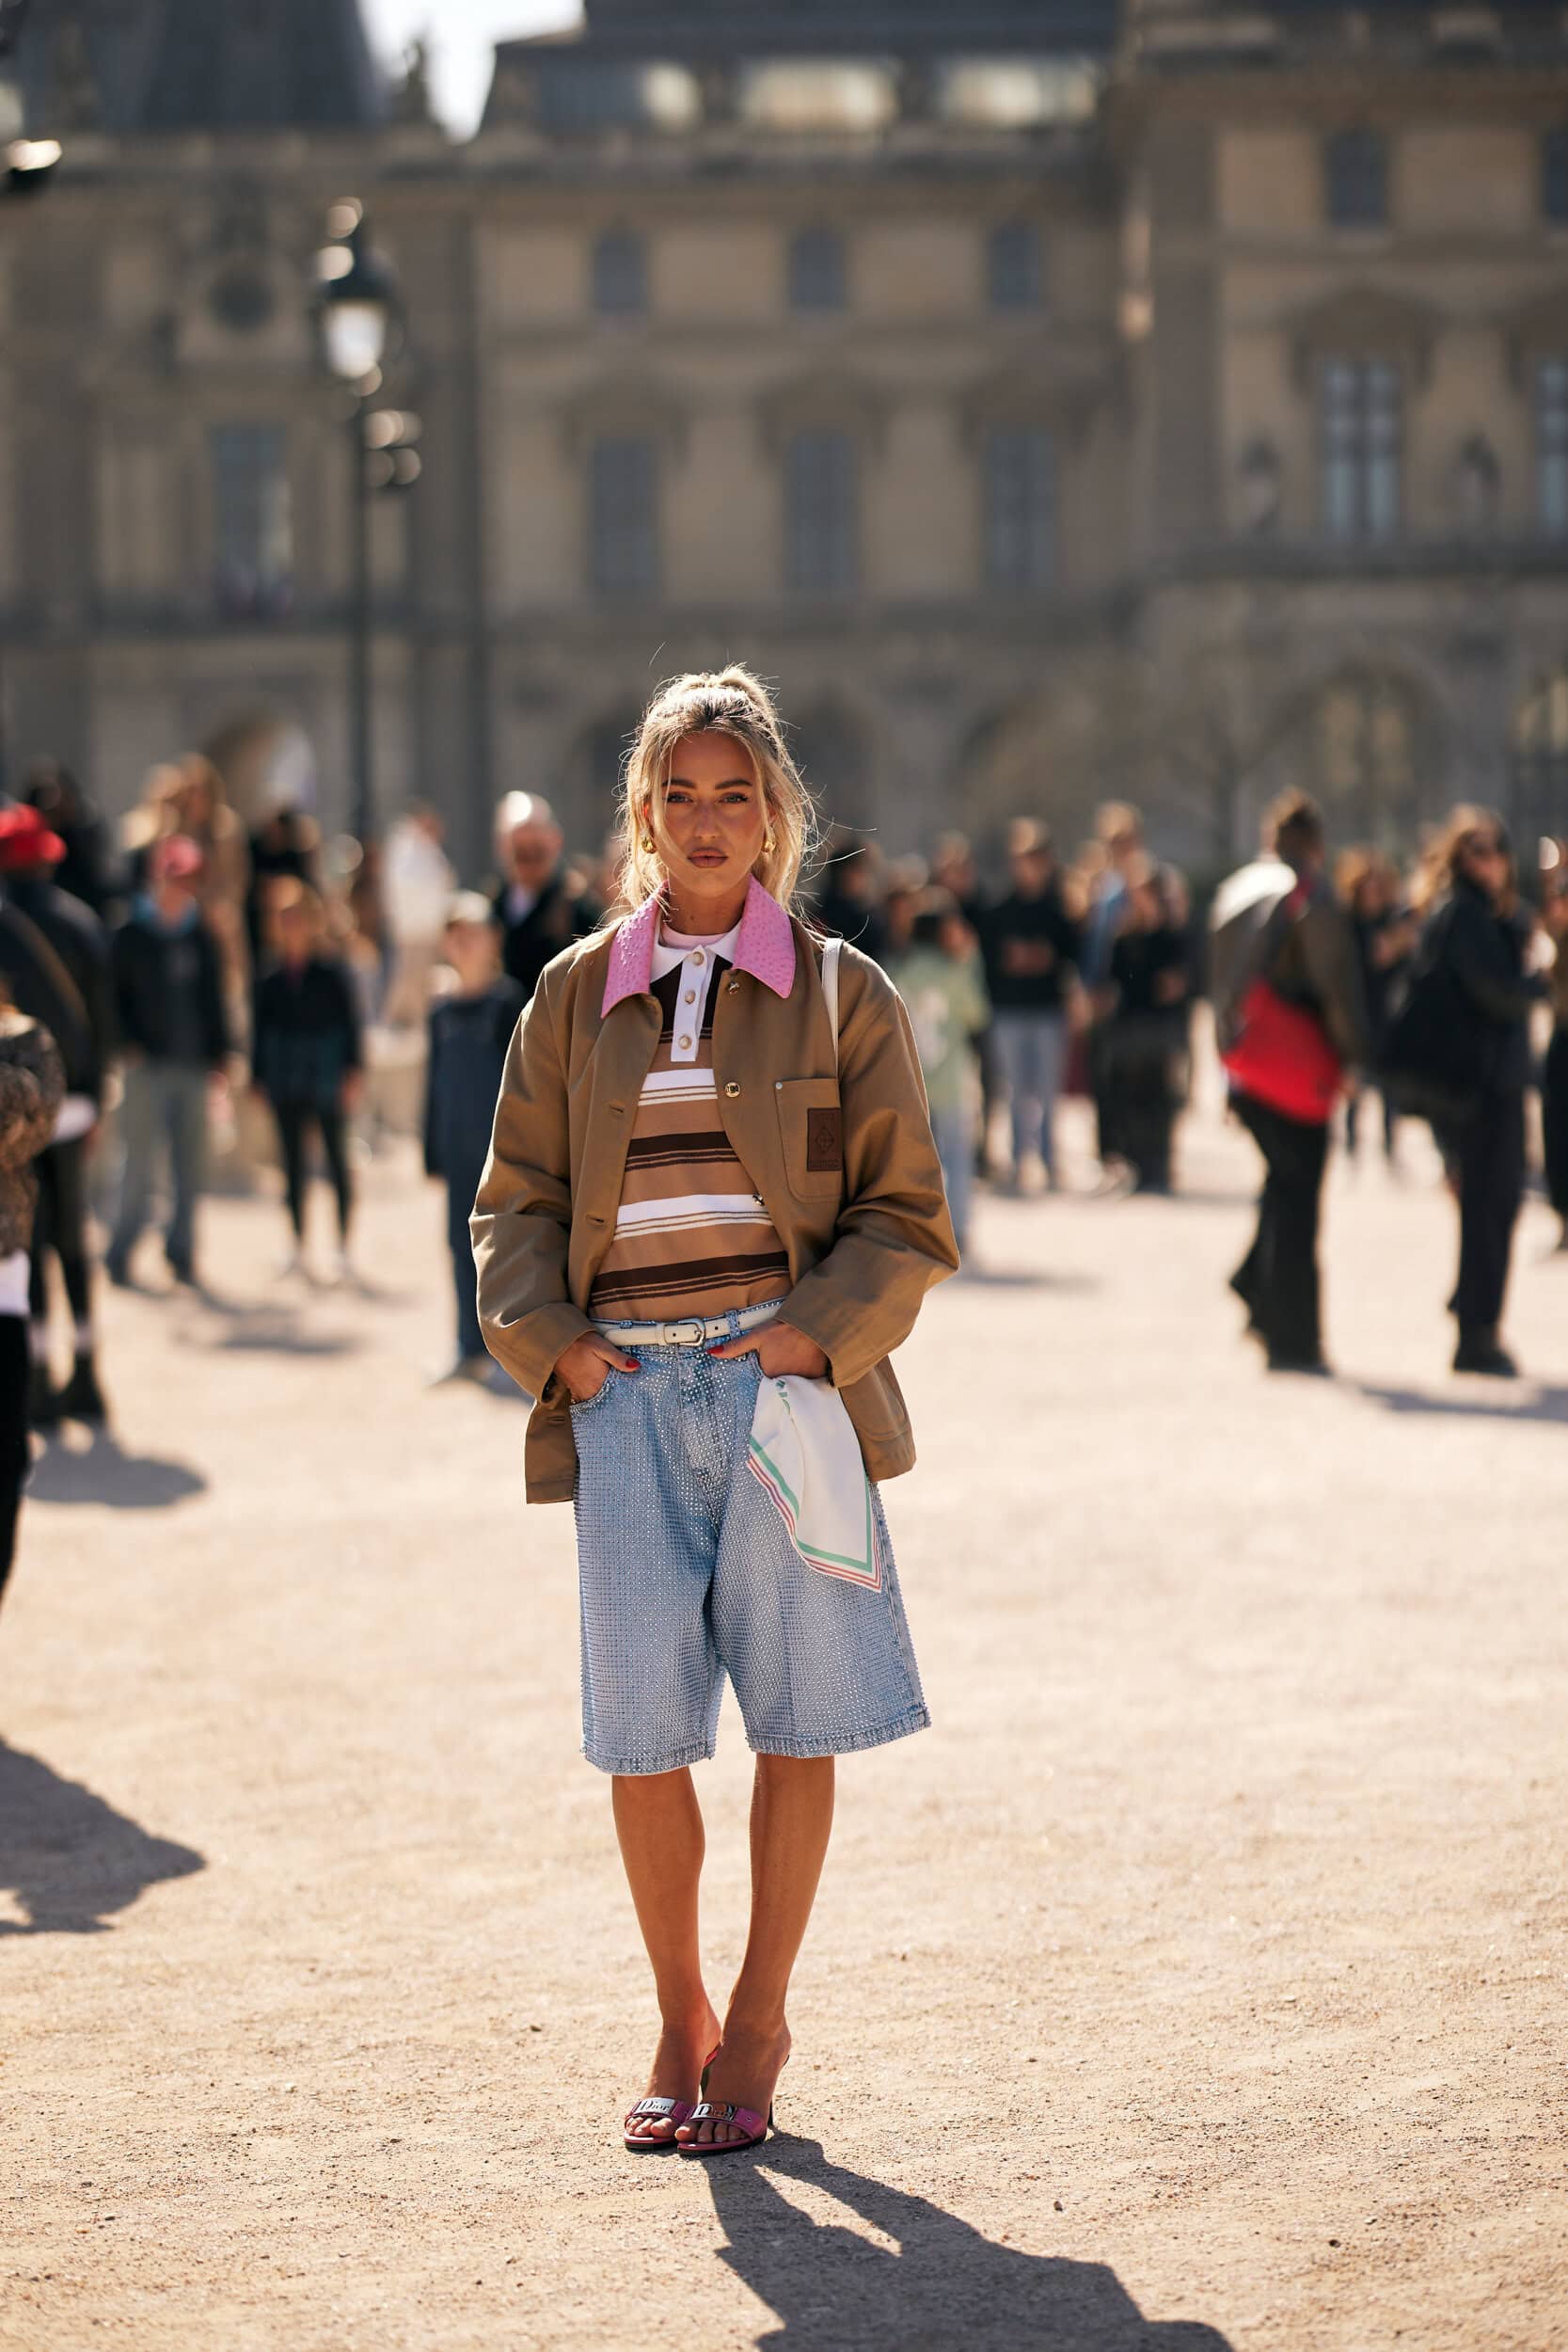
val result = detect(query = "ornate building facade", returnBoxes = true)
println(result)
[2,0,1566,869]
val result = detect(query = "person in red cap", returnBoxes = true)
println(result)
[107,834,230,1289]
[0,805,117,1422]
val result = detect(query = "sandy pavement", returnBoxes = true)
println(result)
[3,1093,1566,2352]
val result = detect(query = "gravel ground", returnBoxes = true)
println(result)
[3,1091,1565,2352]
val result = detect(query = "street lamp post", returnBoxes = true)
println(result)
[314,203,420,850]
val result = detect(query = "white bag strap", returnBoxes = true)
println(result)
[821,935,842,1071]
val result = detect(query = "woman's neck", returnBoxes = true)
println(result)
[662,882,748,937]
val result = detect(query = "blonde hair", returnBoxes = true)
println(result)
[611,667,817,915]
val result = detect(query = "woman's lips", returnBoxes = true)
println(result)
[689,851,727,866]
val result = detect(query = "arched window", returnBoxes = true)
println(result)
[1309,671,1420,843]
[983,424,1057,590]
[592,229,647,318]
[790,702,873,829]
[788,227,847,314]
[784,429,858,597]
[1544,128,1568,225]
[1320,358,1402,541]
[1324,129,1388,228]
[987,221,1043,311]
[589,436,658,598]
[1536,359,1568,536]
[1512,670,1568,846]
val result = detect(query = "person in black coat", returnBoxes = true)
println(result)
[1407,810,1549,1376]
[490,793,599,1002]
[424,896,526,1382]
[0,806,117,1422]
[107,835,230,1289]
[251,883,363,1281]
[979,819,1081,1191]
[1104,862,1190,1196]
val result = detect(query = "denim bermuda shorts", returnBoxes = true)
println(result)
[570,1311,930,1776]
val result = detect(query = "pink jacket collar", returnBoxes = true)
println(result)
[601,877,797,1017]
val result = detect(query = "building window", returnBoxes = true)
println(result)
[987,222,1042,311]
[983,425,1056,590]
[1312,672,1418,842]
[1537,359,1568,537]
[210,424,292,619]
[1544,129,1568,224]
[788,227,847,314]
[784,429,858,597]
[1324,129,1388,229]
[592,229,647,317]
[1319,359,1401,542]
[589,436,658,598]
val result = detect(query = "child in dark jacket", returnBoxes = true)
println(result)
[424,895,526,1383]
[251,883,362,1280]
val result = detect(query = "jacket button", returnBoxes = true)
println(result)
[724,1080,741,1099]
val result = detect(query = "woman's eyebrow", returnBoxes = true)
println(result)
[664,773,756,790]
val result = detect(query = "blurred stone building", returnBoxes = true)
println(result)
[2,0,1567,870]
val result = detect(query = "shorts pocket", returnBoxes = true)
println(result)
[774,1076,844,1203]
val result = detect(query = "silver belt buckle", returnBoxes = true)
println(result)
[665,1318,705,1346]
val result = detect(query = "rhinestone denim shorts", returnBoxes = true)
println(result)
[569,1311,930,1775]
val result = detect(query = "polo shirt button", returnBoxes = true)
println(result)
[724,1080,741,1099]
[679,1035,692,1051]
[684,990,696,1004]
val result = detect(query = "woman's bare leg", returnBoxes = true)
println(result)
[681,1755,835,2148]
[612,1769,722,2142]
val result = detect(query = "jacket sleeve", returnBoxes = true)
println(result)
[469,968,595,1396]
[1297,898,1373,1069]
[202,931,230,1065]
[1443,898,1546,1025]
[778,951,960,1391]
[0,1023,65,1172]
[422,1009,442,1178]
[336,962,364,1074]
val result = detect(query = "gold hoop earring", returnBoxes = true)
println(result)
[641,834,657,854]
[763,834,776,855]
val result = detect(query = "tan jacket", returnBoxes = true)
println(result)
[471,914,959,1503]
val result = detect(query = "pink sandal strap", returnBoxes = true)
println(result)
[625,2096,694,2130]
[685,2099,768,2140]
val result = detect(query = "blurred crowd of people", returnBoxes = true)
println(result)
[0,743,1563,1611]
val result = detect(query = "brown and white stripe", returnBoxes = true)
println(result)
[588,958,790,1319]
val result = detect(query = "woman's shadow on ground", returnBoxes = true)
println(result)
[0,1741,204,1934]
[706,2139,1234,2352]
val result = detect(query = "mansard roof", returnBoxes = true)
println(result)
[570,0,1117,56]
[17,0,385,135]
[136,0,384,132]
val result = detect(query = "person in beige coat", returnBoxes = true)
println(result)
[472,667,958,2157]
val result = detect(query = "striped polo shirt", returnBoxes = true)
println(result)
[588,923,791,1322]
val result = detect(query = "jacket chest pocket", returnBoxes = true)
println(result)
[774,1076,844,1202]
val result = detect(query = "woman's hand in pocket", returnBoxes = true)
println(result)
[555,1332,640,1404]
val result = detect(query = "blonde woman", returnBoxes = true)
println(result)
[472,669,957,2156]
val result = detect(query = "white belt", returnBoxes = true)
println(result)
[594,1300,782,1349]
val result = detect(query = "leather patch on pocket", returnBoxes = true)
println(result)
[805,1105,842,1172]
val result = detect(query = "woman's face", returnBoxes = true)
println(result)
[651,733,768,903]
[1460,829,1508,903]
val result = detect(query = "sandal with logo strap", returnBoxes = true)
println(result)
[622,2045,720,2153]
[676,2054,788,2160]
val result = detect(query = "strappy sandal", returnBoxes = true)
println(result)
[622,2046,719,2153]
[675,2097,774,2158]
[676,2048,788,2161]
